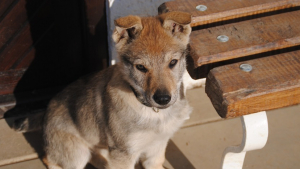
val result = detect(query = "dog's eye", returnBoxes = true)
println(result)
[136,64,148,73]
[169,59,178,68]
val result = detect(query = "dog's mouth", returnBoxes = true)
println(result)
[130,85,152,107]
[129,85,173,110]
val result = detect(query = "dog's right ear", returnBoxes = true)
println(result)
[112,15,143,50]
[159,11,191,46]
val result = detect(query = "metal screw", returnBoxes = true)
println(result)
[196,5,207,11]
[217,35,229,42]
[240,64,252,72]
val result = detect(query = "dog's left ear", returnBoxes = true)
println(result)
[159,11,192,45]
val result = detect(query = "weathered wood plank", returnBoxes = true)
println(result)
[159,0,300,27]
[13,48,35,70]
[0,0,46,51]
[0,25,34,70]
[0,0,28,50]
[0,69,26,95]
[189,10,300,67]
[0,0,53,71]
[0,0,15,18]
[205,50,300,118]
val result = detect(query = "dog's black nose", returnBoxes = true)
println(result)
[153,92,171,105]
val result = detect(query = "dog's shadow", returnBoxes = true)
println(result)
[87,139,196,169]
[86,140,196,169]
[85,140,196,169]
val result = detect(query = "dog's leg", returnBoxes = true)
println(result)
[89,149,110,168]
[44,132,91,169]
[43,156,62,169]
[183,69,206,90]
[106,150,139,169]
[46,165,62,169]
[140,139,169,169]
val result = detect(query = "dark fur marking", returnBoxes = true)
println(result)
[180,82,185,100]
[121,55,132,66]
[146,75,152,88]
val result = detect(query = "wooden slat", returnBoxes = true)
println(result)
[0,0,46,50]
[0,0,52,71]
[0,0,15,18]
[13,48,35,69]
[189,10,300,67]
[205,50,300,118]
[0,0,27,50]
[0,69,26,95]
[0,25,34,70]
[158,0,300,27]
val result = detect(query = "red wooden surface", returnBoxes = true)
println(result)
[206,50,300,118]
[189,10,300,67]
[159,0,300,27]
[0,0,108,118]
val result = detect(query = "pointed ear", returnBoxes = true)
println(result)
[112,15,143,49]
[159,11,192,45]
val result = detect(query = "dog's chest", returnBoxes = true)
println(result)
[126,105,190,154]
[134,103,190,131]
[114,95,193,155]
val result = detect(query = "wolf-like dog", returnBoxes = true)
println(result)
[14,11,204,169]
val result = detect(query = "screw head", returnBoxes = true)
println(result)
[240,64,252,72]
[217,35,229,42]
[196,5,207,11]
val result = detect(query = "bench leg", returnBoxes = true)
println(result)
[220,111,269,169]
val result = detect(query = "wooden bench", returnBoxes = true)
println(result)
[159,0,300,168]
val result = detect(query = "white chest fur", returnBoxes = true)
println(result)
[126,98,192,155]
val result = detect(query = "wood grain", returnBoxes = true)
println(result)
[189,10,300,68]
[0,24,34,70]
[159,0,300,27]
[205,50,300,118]
[1,0,31,50]
[0,0,52,70]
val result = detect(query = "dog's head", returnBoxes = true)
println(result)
[113,11,191,109]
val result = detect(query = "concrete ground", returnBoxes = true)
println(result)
[0,87,299,169]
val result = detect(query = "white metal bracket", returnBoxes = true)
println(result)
[220,111,269,169]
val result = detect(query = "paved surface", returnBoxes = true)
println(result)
[0,87,299,169]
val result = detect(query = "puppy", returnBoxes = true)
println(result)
[14,11,204,169]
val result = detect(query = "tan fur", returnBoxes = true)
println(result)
[16,12,196,169]
[43,156,62,169]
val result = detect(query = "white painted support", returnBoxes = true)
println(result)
[221,111,269,169]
